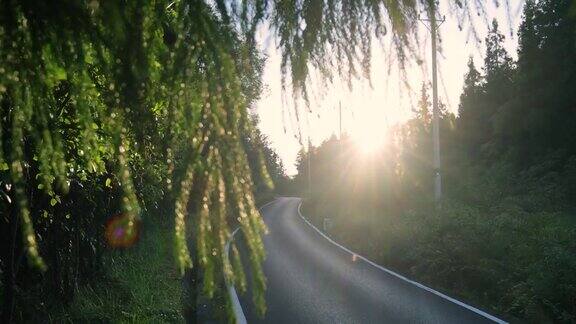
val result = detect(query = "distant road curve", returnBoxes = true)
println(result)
[234,197,506,324]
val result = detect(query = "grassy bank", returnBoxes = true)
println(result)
[301,187,576,323]
[54,217,184,323]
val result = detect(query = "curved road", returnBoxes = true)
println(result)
[237,197,505,324]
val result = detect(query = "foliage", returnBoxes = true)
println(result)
[269,0,498,102]
[243,114,289,197]
[0,0,527,322]
[0,0,273,321]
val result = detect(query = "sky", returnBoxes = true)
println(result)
[255,1,525,176]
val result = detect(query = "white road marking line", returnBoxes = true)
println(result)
[296,200,508,324]
[226,199,277,324]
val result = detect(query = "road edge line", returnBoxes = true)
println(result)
[225,198,277,324]
[297,201,507,324]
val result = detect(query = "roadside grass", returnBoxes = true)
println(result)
[55,216,184,323]
[48,193,275,323]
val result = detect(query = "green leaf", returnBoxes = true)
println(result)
[45,65,68,88]
[0,162,8,171]
[50,198,57,206]
[105,178,112,188]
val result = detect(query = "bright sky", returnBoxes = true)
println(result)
[255,1,524,176]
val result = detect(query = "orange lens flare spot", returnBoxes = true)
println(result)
[105,213,141,248]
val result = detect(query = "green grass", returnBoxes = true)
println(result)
[54,218,184,323]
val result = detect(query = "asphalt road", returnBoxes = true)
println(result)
[237,197,505,324]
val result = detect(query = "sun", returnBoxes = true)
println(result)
[350,115,387,155]
[352,129,384,154]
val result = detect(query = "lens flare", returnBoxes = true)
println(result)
[105,213,141,248]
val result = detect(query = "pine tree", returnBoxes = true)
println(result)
[495,0,576,163]
[456,57,486,158]
[484,20,514,86]
[477,20,515,159]
[415,82,432,126]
